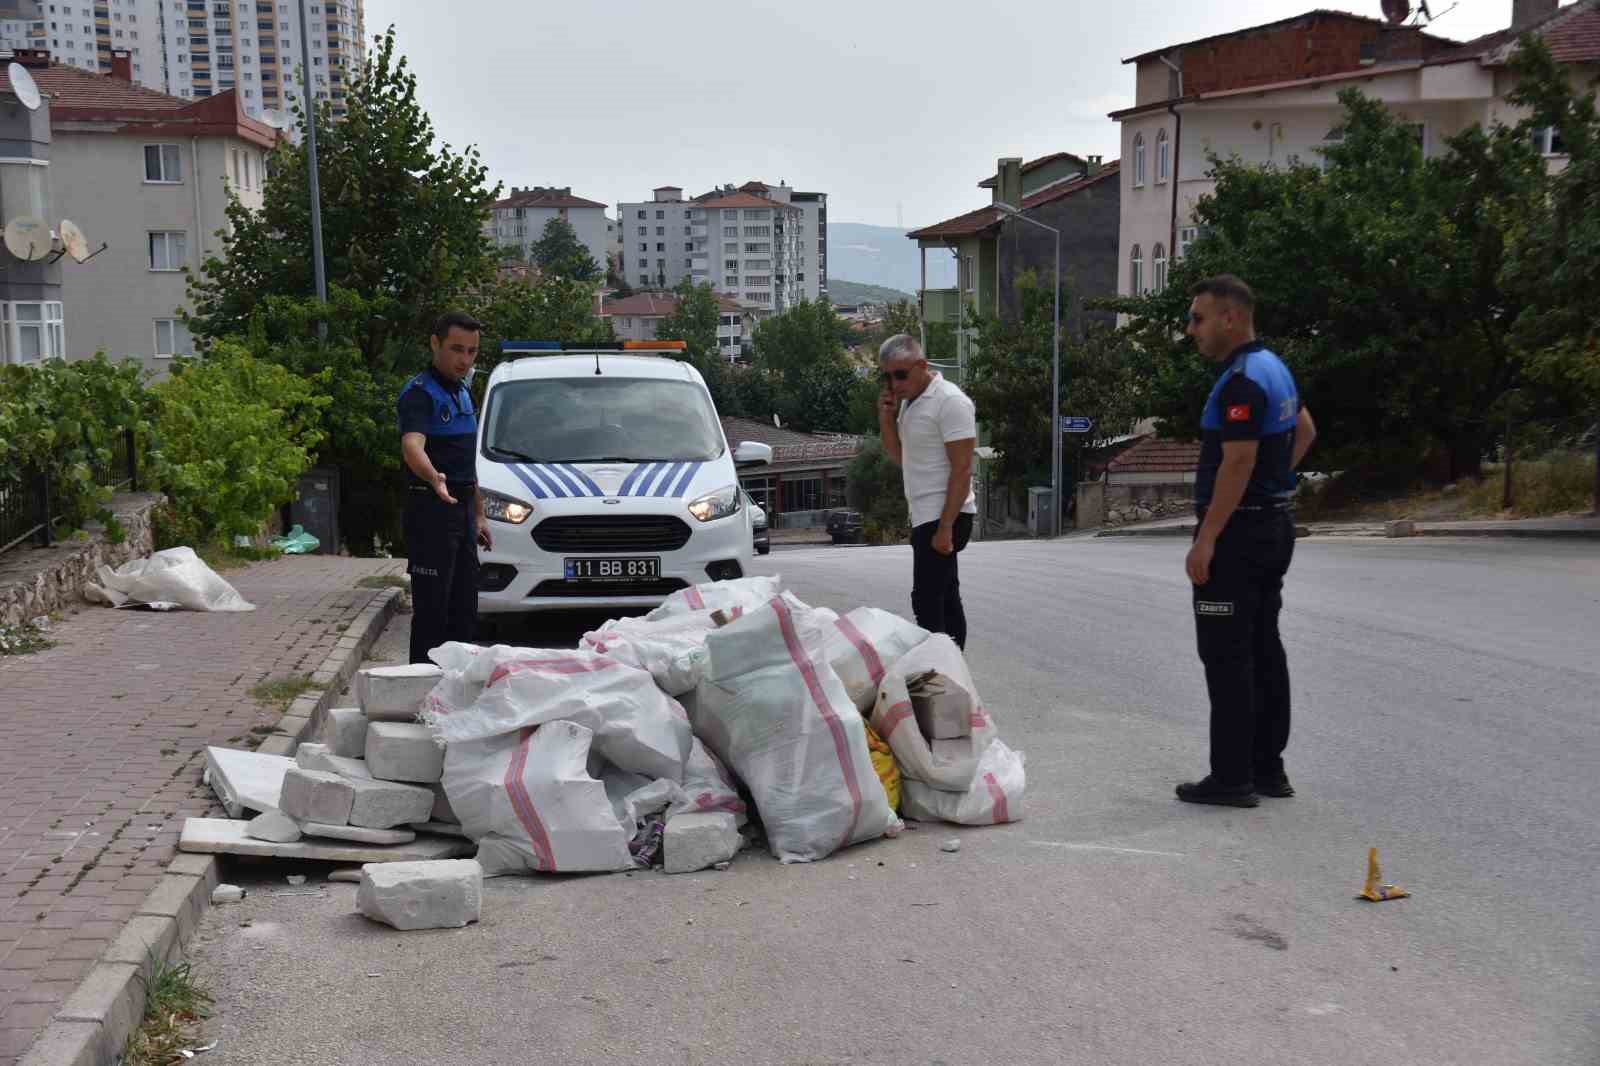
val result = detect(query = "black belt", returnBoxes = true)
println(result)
[1196,503,1291,519]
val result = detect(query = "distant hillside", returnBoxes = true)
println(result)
[828,279,914,306]
[828,223,957,296]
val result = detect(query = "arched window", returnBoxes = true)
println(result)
[1130,244,1144,294]
[1132,134,1146,187]
[1156,129,1170,183]
[1153,243,1168,292]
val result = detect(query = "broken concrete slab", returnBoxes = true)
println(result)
[178,818,474,864]
[205,746,297,818]
[409,821,469,839]
[365,721,445,783]
[322,706,368,758]
[430,783,458,825]
[295,742,331,765]
[211,884,245,904]
[245,809,303,844]
[358,664,442,722]
[347,776,434,830]
[302,823,417,845]
[294,746,373,780]
[357,859,482,931]
[327,867,364,883]
[664,811,740,874]
[279,769,355,826]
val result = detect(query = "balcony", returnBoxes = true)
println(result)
[919,288,966,325]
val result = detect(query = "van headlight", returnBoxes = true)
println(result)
[482,488,534,525]
[686,485,741,523]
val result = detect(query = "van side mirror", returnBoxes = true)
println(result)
[733,441,773,468]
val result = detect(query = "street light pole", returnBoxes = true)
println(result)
[298,1,328,336]
[994,204,1063,535]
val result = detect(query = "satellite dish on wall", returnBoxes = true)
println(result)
[1380,0,1411,24]
[59,220,90,263]
[7,62,42,111]
[5,217,52,261]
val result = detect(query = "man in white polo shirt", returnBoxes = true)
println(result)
[877,334,978,649]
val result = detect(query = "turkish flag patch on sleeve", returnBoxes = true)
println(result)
[1226,404,1251,423]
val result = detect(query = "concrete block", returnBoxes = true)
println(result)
[295,745,373,780]
[1385,519,1416,538]
[323,706,369,758]
[279,769,355,826]
[102,915,178,974]
[410,821,469,838]
[205,746,297,818]
[431,782,459,824]
[664,811,740,874]
[15,1020,103,1066]
[365,721,445,783]
[327,867,364,883]
[245,808,303,843]
[179,817,475,863]
[358,664,442,721]
[913,686,973,741]
[302,822,417,845]
[357,859,482,931]
[295,743,331,766]
[347,776,435,829]
[134,873,209,943]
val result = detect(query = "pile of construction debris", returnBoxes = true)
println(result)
[183,575,1025,930]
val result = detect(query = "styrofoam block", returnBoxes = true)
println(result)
[358,664,442,722]
[664,811,740,874]
[322,707,369,758]
[357,859,482,931]
[205,746,297,818]
[245,809,303,843]
[347,776,434,830]
[278,769,354,826]
[365,722,444,784]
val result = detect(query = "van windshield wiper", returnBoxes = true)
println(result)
[484,444,540,463]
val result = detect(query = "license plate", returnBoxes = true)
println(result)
[564,557,660,581]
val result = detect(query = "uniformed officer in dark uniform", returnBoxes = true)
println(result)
[1177,275,1317,808]
[398,311,489,664]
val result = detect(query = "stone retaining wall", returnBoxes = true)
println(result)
[0,492,163,626]
[1104,483,1194,527]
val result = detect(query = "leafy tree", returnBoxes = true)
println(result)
[845,436,909,538]
[530,217,600,282]
[751,298,852,380]
[781,358,871,434]
[473,275,613,375]
[656,280,721,363]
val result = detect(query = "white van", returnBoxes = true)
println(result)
[473,343,772,614]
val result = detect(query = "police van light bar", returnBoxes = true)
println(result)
[500,340,561,350]
[500,340,687,353]
[622,340,687,350]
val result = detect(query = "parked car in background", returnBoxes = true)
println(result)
[744,489,770,555]
[826,508,864,545]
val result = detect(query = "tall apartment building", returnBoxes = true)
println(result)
[0,0,364,121]
[485,186,611,273]
[616,179,827,311]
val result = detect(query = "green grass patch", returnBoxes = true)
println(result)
[123,955,213,1066]
[248,674,317,713]
[356,574,410,590]
[1456,453,1595,517]
[194,542,283,573]
[1295,451,1595,522]
[0,620,54,656]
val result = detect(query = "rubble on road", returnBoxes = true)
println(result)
[245,809,302,844]
[365,721,445,783]
[357,859,482,931]
[180,818,473,863]
[664,812,740,874]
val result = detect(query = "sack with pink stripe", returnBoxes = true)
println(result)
[870,635,1002,793]
[580,611,721,696]
[900,739,1025,826]
[644,575,782,622]
[820,608,929,712]
[693,596,899,863]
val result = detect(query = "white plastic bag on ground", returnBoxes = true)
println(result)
[645,575,782,621]
[422,644,691,782]
[900,740,1026,825]
[84,547,255,612]
[821,608,929,712]
[693,595,898,863]
[871,635,999,792]
[444,722,633,875]
[580,611,719,696]
[666,738,748,826]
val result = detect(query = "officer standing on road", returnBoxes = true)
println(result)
[1177,276,1317,808]
[877,333,978,648]
[398,312,490,665]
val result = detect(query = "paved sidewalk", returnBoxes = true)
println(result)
[0,554,401,1066]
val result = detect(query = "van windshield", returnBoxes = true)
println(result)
[482,376,725,464]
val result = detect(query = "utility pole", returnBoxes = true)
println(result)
[298,0,328,338]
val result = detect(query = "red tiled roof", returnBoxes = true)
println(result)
[1426,0,1600,65]
[977,152,1086,188]
[906,164,1121,241]
[490,187,608,210]
[602,292,750,317]
[1107,436,1202,474]
[1121,9,1456,65]
[0,62,276,148]
[695,191,798,211]
[721,416,861,465]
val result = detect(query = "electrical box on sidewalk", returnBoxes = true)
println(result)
[1027,487,1054,537]
[290,465,341,554]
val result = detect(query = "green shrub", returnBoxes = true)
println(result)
[845,435,910,536]
[153,344,329,543]
[1462,452,1596,516]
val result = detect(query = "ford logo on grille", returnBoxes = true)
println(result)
[603,498,621,505]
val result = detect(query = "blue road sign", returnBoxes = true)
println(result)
[1060,416,1094,433]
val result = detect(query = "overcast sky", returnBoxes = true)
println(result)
[364,0,1525,230]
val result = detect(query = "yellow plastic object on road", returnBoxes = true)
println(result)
[864,723,901,811]
[1357,847,1410,902]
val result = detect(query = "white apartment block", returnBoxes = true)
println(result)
[616,179,827,311]
[485,186,611,274]
[601,291,756,363]
[1,0,364,121]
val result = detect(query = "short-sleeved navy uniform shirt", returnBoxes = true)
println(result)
[397,365,478,486]
[1194,341,1300,511]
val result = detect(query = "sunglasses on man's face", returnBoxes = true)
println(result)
[881,368,914,383]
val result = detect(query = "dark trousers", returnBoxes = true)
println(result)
[1192,511,1296,786]
[909,512,975,649]
[405,486,479,665]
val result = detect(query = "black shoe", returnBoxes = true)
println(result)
[1254,771,1295,798]
[1176,776,1259,808]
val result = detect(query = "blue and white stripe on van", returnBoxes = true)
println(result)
[507,462,703,500]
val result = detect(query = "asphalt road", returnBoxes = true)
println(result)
[187,535,1600,1066]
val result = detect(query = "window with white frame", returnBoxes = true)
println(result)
[1130,244,1143,294]
[154,318,192,358]
[4,302,65,364]
[1132,133,1146,187]
[144,143,182,182]
[1179,226,1198,259]
[1156,129,1169,183]
[148,231,187,271]
[1153,243,1167,291]
[1530,125,1567,156]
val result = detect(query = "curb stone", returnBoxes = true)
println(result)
[18,584,403,1066]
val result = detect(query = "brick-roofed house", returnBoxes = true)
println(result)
[1096,436,1204,526]
[485,185,612,276]
[0,51,277,371]
[720,416,861,524]
[1112,1,1599,305]
[600,291,759,362]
